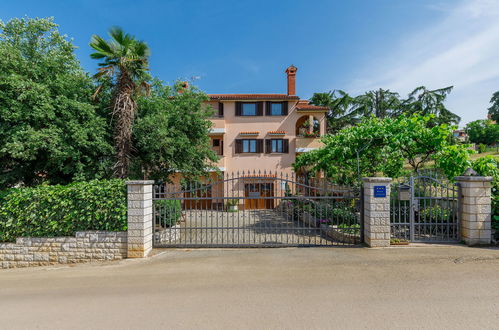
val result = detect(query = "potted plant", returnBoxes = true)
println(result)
[227,199,239,212]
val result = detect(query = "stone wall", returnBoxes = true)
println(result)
[362,177,391,247]
[0,231,127,269]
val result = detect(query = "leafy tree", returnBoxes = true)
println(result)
[131,80,218,181]
[310,90,357,134]
[353,88,400,119]
[465,119,499,146]
[90,27,151,178]
[293,115,465,184]
[0,17,113,188]
[488,91,499,122]
[401,86,460,125]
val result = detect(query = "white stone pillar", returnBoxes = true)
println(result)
[362,177,391,247]
[126,180,154,258]
[455,175,493,246]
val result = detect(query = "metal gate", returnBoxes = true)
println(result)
[153,171,362,247]
[390,174,459,242]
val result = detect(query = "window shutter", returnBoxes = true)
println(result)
[282,101,288,115]
[265,102,271,116]
[218,102,224,117]
[265,139,272,153]
[257,102,264,116]
[221,140,224,156]
[235,102,242,116]
[257,139,264,153]
[235,139,242,153]
[283,139,289,153]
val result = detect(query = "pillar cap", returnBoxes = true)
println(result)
[454,176,493,182]
[362,177,392,183]
[125,180,155,185]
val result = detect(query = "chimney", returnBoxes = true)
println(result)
[285,65,297,96]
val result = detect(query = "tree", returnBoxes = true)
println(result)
[90,27,150,178]
[310,90,357,134]
[488,91,499,122]
[293,115,466,185]
[353,88,401,119]
[401,86,460,125]
[465,119,499,146]
[131,80,219,181]
[0,17,113,188]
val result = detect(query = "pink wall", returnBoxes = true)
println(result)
[211,100,327,176]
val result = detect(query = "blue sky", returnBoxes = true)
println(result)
[1,0,498,125]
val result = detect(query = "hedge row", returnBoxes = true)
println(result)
[0,180,127,242]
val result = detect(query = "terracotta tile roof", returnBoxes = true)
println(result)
[268,131,286,135]
[240,132,259,135]
[296,100,329,111]
[209,94,300,100]
[241,174,278,178]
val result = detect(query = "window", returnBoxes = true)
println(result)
[272,139,283,153]
[266,101,288,116]
[242,103,257,116]
[243,139,257,153]
[217,102,224,117]
[212,139,220,147]
[265,139,289,154]
[235,139,263,153]
[236,102,263,116]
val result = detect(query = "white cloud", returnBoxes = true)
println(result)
[348,0,499,126]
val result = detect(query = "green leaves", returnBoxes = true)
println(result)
[465,119,499,146]
[0,17,114,188]
[0,180,127,242]
[294,114,464,185]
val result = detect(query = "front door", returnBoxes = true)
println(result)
[244,183,274,209]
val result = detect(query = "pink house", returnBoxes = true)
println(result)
[206,65,328,177]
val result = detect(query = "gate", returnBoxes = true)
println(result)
[390,174,459,242]
[153,171,362,247]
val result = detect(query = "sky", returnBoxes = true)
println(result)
[1,0,498,126]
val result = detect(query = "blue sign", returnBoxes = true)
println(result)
[374,186,386,198]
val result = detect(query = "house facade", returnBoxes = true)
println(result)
[205,65,328,177]
[169,66,328,210]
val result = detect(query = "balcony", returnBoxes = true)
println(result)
[295,137,323,152]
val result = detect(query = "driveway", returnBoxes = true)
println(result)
[1,246,499,329]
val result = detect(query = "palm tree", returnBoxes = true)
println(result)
[310,90,358,134]
[90,27,150,178]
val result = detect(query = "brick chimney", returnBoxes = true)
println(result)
[285,65,297,96]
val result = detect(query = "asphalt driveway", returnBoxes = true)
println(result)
[1,245,499,329]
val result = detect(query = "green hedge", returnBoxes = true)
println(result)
[0,180,127,242]
[154,199,182,228]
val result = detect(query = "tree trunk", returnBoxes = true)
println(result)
[112,72,136,178]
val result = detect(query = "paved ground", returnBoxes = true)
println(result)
[157,209,335,246]
[1,245,499,329]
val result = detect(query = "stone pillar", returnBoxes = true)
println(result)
[455,175,493,246]
[362,177,391,247]
[126,180,154,258]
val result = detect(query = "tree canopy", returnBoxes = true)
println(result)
[488,91,499,122]
[311,86,460,134]
[293,115,468,185]
[131,80,218,181]
[465,119,499,146]
[0,17,113,188]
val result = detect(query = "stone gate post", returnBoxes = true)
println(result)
[455,172,493,246]
[362,177,391,247]
[126,180,154,258]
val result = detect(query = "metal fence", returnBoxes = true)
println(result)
[390,174,459,242]
[153,171,362,247]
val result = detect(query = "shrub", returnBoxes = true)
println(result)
[472,156,499,232]
[418,205,453,223]
[478,143,487,153]
[0,180,126,242]
[154,199,182,228]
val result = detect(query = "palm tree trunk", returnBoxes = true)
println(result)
[112,72,136,178]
